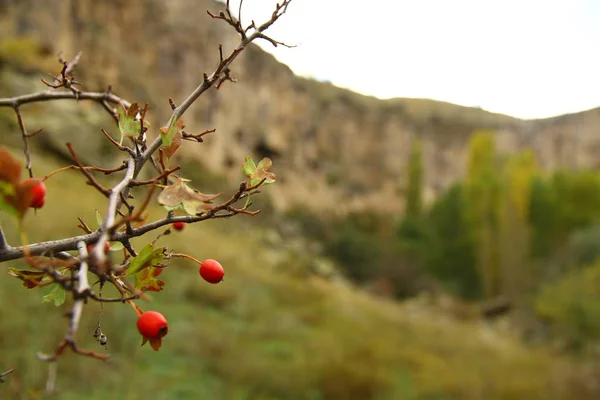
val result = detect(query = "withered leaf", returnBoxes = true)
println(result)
[135,266,165,293]
[8,267,48,288]
[157,178,220,215]
[0,147,22,186]
[159,126,182,159]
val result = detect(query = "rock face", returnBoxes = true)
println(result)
[1,0,599,214]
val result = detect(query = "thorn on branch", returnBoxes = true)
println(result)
[110,186,156,233]
[137,103,149,144]
[130,167,181,187]
[42,162,127,182]
[255,32,296,48]
[37,339,109,362]
[77,217,93,234]
[100,128,136,156]
[14,106,35,177]
[182,128,215,143]
[215,67,237,89]
[66,143,111,197]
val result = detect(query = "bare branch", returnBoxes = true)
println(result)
[37,242,109,362]
[0,0,289,363]
[0,90,130,113]
[141,0,294,167]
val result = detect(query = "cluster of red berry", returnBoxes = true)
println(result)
[135,220,224,351]
[136,258,224,350]
[26,180,226,352]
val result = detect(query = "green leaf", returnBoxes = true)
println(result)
[0,192,19,217]
[0,181,15,197]
[243,157,276,187]
[109,242,124,251]
[126,244,166,276]
[42,284,66,307]
[95,209,103,227]
[116,103,150,145]
[242,156,257,177]
[159,119,185,165]
[160,118,183,148]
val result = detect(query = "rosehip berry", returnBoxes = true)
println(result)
[137,311,168,351]
[23,178,46,209]
[172,221,185,231]
[199,259,224,284]
[87,242,110,255]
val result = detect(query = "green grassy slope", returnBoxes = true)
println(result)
[0,148,585,400]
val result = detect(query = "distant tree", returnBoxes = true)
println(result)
[425,183,479,299]
[529,176,559,259]
[497,149,537,299]
[463,131,501,299]
[404,139,424,220]
[397,139,428,254]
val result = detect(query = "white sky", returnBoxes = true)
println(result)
[226,0,600,120]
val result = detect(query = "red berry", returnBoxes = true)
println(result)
[24,178,46,208]
[172,221,185,231]
[137,311,168,351]
[199,259,224,284]
[87,242,110,255]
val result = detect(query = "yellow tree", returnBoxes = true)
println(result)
[497,149,538,300]
[463,131,501,299]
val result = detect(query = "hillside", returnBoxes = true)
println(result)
[2,0,599,215]
[0,147,590,399]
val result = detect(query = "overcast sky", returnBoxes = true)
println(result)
[226,0,600,120]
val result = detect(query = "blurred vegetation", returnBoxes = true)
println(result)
[1,17,600,400]
[1,141,597,399]
[291,132,600,371]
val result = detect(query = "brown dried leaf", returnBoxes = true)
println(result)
[159,128,182,159]
[8,267,48,288]
[0,147,22,185]
[157,178,220,215]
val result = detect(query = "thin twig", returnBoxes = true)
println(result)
[141,1,292,167]
[66,143,111,197]
[14,107,34,177]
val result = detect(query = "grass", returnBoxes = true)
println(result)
[0,146,590,400]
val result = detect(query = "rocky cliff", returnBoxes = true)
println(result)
[1,0,599,214]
